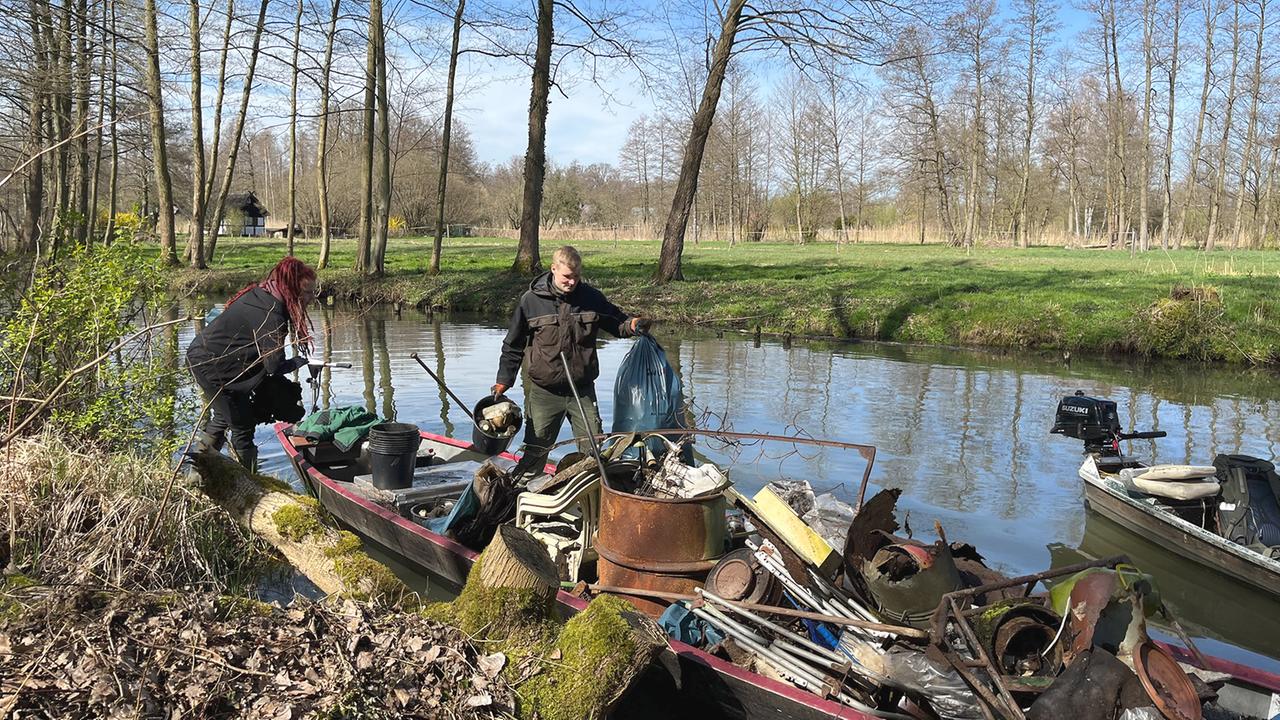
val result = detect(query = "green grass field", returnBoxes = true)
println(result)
[165,236,1280,365]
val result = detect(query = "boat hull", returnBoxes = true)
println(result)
[1081,476,1280,598]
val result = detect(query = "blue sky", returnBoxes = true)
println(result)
[458,67,649,167]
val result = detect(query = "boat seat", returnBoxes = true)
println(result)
[515,468,601,583]
[1119,466,1221,501]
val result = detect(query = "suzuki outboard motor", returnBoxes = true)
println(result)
[1051,390,1165,456]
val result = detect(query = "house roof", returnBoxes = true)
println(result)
[225,191,269,217]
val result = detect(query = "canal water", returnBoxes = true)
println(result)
[182,303,1280,673]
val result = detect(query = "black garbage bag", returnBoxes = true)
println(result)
[611,334,686,459]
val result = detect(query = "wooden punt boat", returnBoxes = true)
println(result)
[275,422,1280,720]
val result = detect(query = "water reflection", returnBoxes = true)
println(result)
[174,302,1280,671]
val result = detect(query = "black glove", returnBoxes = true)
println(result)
[279,355,309,374]
[491,383,509,400]
[633,317,654,335]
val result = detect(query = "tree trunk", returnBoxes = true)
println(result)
[1229,0,1265,249]
[1017,1,1040,249]
[207,0,268,263]
[200,0,235,260]
[316,0,339,269]
[371,1,391,277]
[354,0,377,275]
[105,0,118,244]
[655,0,747,283]
[188,0,208,268]
[72,0,90,246]
[1108,0,1128,251]
[1205,0,1241,252]
[188,450,409,601]
[429,0,466,275]
[479,524,559,610]
[964,32,984,250]
[1139,0,1154,252]
[22,0,46,254]
[1176,0,1219,249]
[513,0,554,275]
[1160,0,1181,250]
[286,0,303,254]
[143,0,178,266]
[87,4,108,245]
[1258,139,1279,247]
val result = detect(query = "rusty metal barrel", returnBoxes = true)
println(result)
[595,473,729,616]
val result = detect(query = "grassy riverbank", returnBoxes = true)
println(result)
[166,236,1280,364]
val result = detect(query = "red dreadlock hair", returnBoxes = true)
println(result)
[226,256,316,354]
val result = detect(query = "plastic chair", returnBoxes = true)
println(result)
[515,467,602,583]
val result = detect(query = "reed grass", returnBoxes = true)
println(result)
[1,432,272,592]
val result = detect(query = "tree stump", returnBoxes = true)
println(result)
[478,524,559,607]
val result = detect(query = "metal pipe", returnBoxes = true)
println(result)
[699,587,850,666]
[583,583,928,639]
[698,601,847,675]
[558,351,608,477]
[409,352,471,411]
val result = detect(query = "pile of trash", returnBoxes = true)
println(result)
[0,585,515,718]
[477,400,521,438]
[640,476,1242,720]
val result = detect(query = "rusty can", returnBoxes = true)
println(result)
[595,473,728,616]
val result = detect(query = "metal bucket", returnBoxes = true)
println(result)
[470,396,521,456]
[595,471,728,616]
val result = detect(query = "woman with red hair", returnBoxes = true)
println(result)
[187,256,318,469]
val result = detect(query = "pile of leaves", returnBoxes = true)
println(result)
[0,586,515,718]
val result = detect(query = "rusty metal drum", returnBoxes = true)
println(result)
[595,473,729,616]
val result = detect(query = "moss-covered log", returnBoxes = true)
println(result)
[187,450,408,602]
[427,525,666,720]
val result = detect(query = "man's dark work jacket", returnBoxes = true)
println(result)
[498,271,634,394]
[187,287,288,393]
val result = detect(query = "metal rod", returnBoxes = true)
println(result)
[946,596,1025,719]
[558,351,608,477]
[584,583,928,639]
[409,352,471,411]
[699,587,851,666]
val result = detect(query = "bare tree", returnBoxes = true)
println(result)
[1205,0,1242,251]
[207,0,271,263]
[1175,0,1224,248]
[315,0,340,269]
[512,0,554,275]
[1230,0,1267,248]
[1159,0,1183,249]
[429,0,466,275]
[188,0,208,268]
[143,0,178,265]
[655,0,746,281]
[1012,0,1056,248]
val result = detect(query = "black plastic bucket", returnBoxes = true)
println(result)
[470,396,520,456]
[368,422,422,490]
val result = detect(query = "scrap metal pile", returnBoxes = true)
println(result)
[597,464,1240,720]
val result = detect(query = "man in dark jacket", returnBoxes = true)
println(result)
[491,246,649,476]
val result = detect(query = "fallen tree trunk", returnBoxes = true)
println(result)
[187,449,408,602]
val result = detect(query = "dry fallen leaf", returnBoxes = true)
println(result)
[478,652,506,679]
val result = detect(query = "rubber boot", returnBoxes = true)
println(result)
[232,445,259,473]
[193,430,223,453]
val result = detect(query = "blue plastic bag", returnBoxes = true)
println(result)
[611,334,685,458]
